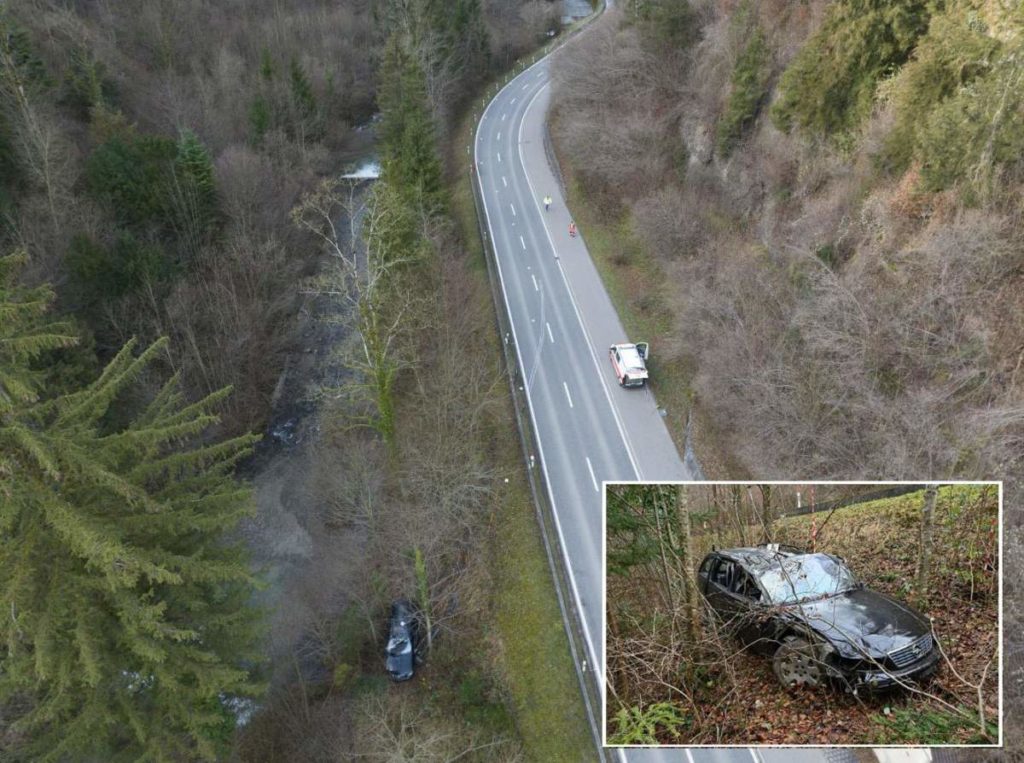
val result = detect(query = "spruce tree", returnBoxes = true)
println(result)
[378,33,443,210]
[170,129,219,254]
[288,57,316,120]
[0,330,263,761]
[0,250,77,415]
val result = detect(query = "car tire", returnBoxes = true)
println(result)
[772,635,825,690]
[621,375,629,387]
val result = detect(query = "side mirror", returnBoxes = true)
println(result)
[636,342,650,361]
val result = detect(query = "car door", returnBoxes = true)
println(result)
[705,558,762,646]
[728,568,768,650]
[704,557,738,627]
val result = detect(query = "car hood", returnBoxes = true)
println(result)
[782,587,930,659]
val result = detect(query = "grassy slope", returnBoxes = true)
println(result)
[449,84,592,761]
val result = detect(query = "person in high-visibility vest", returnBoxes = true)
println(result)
[543,195,552,211]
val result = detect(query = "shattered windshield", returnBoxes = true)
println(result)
[759,554,857,604]
[386,635,410,655]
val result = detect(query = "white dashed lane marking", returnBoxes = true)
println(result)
[585,457,598,492]
[563,382,574,408]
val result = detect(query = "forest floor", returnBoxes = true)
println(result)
[608,485,1001,746]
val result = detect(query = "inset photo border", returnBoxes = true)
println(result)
[602,482,1002,748]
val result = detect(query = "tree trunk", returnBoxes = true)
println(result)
[677,486,699,643]
[653,488,677,616]
[915,485,938,602]
[730,485,745,545]
[758,484,773,542]
[414,547,432,653]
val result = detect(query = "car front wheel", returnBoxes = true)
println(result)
[773,635,825,690]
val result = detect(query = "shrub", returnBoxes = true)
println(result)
[66,231,171,305]
[771,0,932,138]
[716,26,770,157]
[85,132,178,227]
[915,54,1024,195]
[631,0,699,52]
[609,702,688,745]
[878,4,1000,176]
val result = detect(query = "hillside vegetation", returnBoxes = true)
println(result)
[552,2,1021,744]
[1,0,581,759]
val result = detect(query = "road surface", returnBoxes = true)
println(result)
[474,47,741,763]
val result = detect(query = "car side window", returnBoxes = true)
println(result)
[731,569,761,601]
[711,559,733,589]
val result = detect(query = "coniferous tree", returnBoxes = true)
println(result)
[172,128,219,246]
[0,328,263,761]
[248,96,271,144]
[0,250,77,414]
[287,57,319,143]
[378,33,443,210]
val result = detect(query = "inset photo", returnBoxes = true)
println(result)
[603,482,1001,747]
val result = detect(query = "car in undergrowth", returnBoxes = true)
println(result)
[696,545,940,692]
[609,342,650,388]
[385,599,420,682]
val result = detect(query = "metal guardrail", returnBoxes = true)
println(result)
[467,6,612,760]
[469,136,610,763]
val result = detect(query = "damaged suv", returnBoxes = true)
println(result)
[697,545,940,692]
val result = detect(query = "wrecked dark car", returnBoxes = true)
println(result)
[385,599,420,682]
[697,545,940,692]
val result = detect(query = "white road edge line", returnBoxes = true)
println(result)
[517,83,644,481]
[474,58,605,716]
[563,381,574,408]
[584,456,598,492]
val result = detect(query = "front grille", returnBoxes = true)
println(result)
[888,633,933,668]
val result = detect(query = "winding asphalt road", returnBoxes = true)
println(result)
[473,49,733,762]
